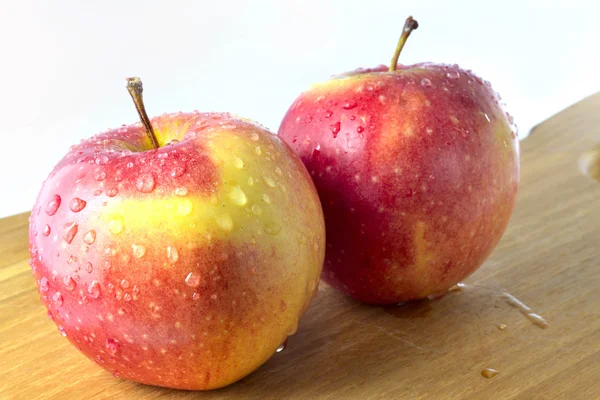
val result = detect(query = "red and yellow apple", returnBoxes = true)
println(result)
[28,79,325,390]
[278,18,519,304]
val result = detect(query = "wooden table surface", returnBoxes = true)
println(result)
[1,93,600,400]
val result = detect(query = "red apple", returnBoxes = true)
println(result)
[28,78,325,390]
[278,17,519,304]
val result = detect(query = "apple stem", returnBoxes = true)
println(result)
[126,77,160,149]
[389,16,419,72]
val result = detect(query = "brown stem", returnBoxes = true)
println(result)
[126,77,159,149]
[389,16,419,72]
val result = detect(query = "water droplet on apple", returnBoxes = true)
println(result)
[108,215,124,234]
[263,176,277,188]
[58,325,68,337]
[157,152,168,159]
[312,144,321,158]
[276,339,287,352]
[42,225,51,236]
[93,190,102,196]
[174,187,188,196]
[86,262,93,273]
[132,244,146,258]
[95,155,109,165]
[184,130,197,140]
[343,101,357,110]
[421,78,432,87]
[63,276,76,291]
[254,146,262,155]
[447,70,460,80]
[45,195,61,216]
[251,204,262,215]
[288,320,299,336]
[297,232,307,243]
[126,161,134,168]
[120,279,129,289]
[170,165,186,178]
[249,132,259,141]
[216,214,234,231]
[357,126,364,133]
[229,186,247,206]
[330,122,341,138]
[69,197,86,212]
[95,171,107,181]
[192,292,200,300]
[185,272,201,288]
[63,222,78,244]
[106,188,118,197]
[88,281,101,298]
[264,222,281,235]
[106,338,120,355]
[232,155,245,169]
[40,277,49,293]
[167,246,179,263]
[506,113,515,125]
[262,194,271,204]
[136,174,156,193]
[53,291,64,306]
[83,230,96,245]
[303,114,313,124]
[325,110,333,118]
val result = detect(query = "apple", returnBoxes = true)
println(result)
[277,17,519,304]
[28,78,325,390]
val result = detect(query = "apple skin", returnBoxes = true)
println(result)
[28,112,325,390]
[278,63,519,305]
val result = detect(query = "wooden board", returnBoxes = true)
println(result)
[1,93,599,400]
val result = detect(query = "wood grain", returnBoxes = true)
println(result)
[1,93,599,400]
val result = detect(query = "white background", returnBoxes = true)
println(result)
[0,0,598,218]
